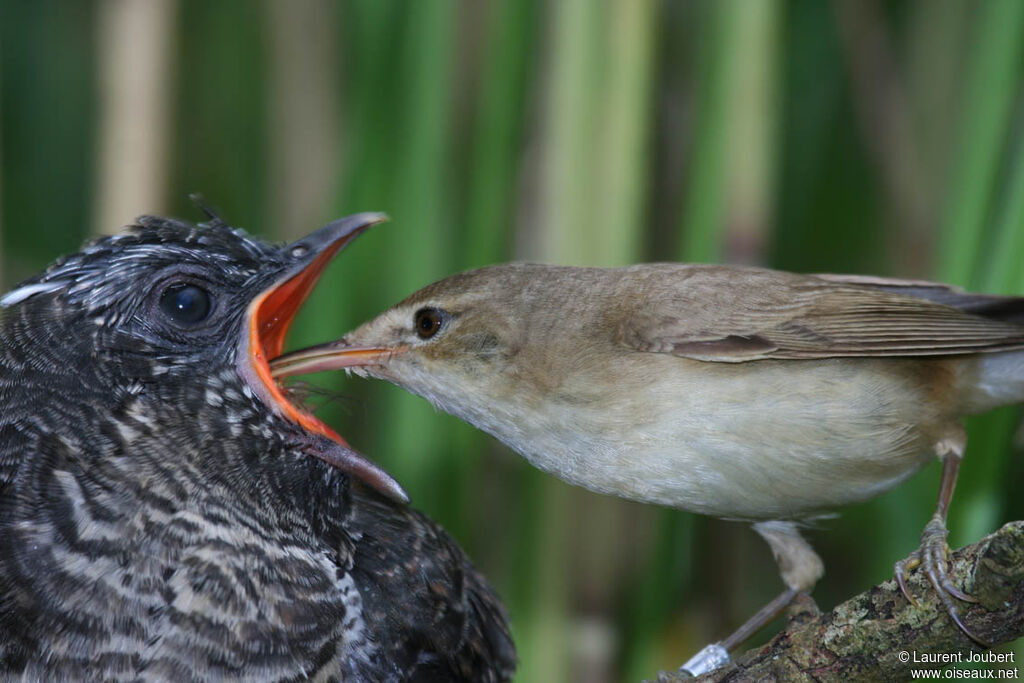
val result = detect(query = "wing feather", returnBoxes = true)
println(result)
[618,266,1024,363]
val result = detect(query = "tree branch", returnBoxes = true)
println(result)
[654,521,1024,682]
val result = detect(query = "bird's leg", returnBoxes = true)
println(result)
[894,431,989,646]
[680,522,822,677]
[719,587,799,650]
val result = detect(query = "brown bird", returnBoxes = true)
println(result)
[272,259,1024,675]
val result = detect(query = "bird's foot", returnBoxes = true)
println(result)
[679,643,730,678]
[895,514,989,646]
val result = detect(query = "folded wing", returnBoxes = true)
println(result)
[618,267,1024,363]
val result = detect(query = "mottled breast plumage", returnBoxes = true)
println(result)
[0,215,514,681]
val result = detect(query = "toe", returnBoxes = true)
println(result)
[894,553,921,607]
[919,524,989,647]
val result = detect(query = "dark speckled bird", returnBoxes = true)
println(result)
[0,212,515,681]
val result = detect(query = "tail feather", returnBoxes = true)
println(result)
[967,349,1024,413]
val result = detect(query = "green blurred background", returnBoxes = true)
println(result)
[2,1,1024,680]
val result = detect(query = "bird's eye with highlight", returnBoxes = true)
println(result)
[159,283,213,326]
[414,307,445,339]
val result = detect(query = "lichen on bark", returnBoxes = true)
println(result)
[652,522,1024,682]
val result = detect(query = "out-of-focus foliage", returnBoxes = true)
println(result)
[2,1,1023,680]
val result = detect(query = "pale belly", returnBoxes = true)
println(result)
[473,357,961,521]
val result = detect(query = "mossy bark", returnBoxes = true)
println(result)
[653,521,1024,682]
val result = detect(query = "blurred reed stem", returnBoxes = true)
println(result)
[514,0,596,677]
[678,0,739,264]
[366,0,458,516]
[93,0,174,235]
[264,0,340,241]
[983,135,1024,297]
[589,0,653,265]
[170,0,268,233]
[938,0,1024,289]
[0,2,97,279]
[461,0,537,268]
[937,0,1024,549]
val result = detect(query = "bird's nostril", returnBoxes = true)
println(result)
[290,245,309,259]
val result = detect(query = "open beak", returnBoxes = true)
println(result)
[270,341,399,379]
[238,213,409,504]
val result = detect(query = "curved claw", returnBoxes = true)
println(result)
[937,569,974,606]
[894,553,921,607]
[910,515,990,647]
[938,576,978,604]
[930,581,985,647]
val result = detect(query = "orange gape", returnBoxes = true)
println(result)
[248,241,350,445]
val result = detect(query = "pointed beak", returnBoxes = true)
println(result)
[270,341,402,379]
[253,212,389,362]
[312,442,409,505]
[238,212,410,505]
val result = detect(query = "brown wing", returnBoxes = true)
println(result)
[618,266,1024,363]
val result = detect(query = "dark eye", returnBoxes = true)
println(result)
[159,283,212,325]
[414,307,445,339]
